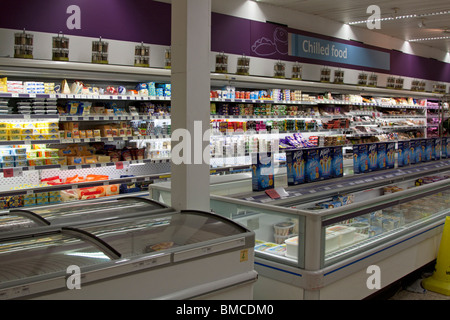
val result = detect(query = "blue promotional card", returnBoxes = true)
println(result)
[409,139,416,165]
[286,149,305,185]
[433,138,441,160]
[377,142,387,170]
[417,139,425,163]
[252,152,274,191]
[368,143,378,171]
[353,144,368,174]
[319,147,332,180]
[425,139,432,162]
[305,148,320,182]
[443,137,449,159]
[386,142,395,169]
[331,146,343,178]
[397,140,410,167]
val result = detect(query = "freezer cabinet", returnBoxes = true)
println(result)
[0,196,171,233]
[0,209,256,300]
[209,172,450,299]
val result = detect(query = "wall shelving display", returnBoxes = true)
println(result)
[0,57,447,211]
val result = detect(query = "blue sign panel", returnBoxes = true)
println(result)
[289,33,390,70]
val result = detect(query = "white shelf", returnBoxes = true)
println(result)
[0,135,171,146]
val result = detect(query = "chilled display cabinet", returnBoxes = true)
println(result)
[0,196,171,233]
[151,158,450,299]
[0,208,256,300]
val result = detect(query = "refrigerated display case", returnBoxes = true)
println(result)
[0,196,172,233]
[151,158,450,299]
[0,208,256,300]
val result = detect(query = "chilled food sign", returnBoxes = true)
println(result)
[289,33,390,70]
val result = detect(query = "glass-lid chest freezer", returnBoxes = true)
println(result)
[0,196,172,233]
[0,209,256,300]
[208,167,450,300]
[151,158,450,299]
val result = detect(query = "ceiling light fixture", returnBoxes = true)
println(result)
[409,35,450,42]
[348,10,450,25]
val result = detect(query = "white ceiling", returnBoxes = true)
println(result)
[256,0,450,52]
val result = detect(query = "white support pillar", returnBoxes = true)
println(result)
[170,0,211,212]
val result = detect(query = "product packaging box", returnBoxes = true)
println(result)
[331,146,343,178]
[353,144,368,174]
[433,138,441,160]
[441,137,447,159]
[286,149,305,185]
[305,147,320,182]
[397,140,410,167]
[443,137,449,158]
[409,139,417,165]
[377,142,387,170]
[425,139,432,162]
[252,152,274,191]
[386,142,395,169]
[416,139,425,163]
[368,143,378,171]
[319,147,332,179]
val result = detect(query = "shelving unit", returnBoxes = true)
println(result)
[0,57,446,210]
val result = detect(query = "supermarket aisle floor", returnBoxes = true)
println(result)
[389,288,450,300]
[368,260,450,300]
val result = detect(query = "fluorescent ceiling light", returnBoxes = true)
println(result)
[409,35,450,42]
[348,10,450,25]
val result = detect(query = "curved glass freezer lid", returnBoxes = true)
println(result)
[0,196,170,232]
[76,210,252,259]
[0,228,117,287]
[0,210,252,289]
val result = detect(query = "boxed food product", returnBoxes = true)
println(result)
[319,147,332,179]
[367,143,378,171]
[251,152,274,191]
[433,137,441,160]
[325,230,339,253]
[265,244,287,256]
[326,225,356,247]
[353,144,368,174]
[317,200,342,209]
[397,140,410,167]
[305,147,320,182]
[416,139,424,163]
[331,146,343,178]
[377,142,387,170]
[425,139,432,162]
[386,142,395,169]
[333,193,354,205]
[285,149,305,185]
[284,236,299,259]
[8,195,24,208]
[444,137,450,158]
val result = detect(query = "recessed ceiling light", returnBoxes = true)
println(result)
[348,10,450,25]
[409,35,450,42]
